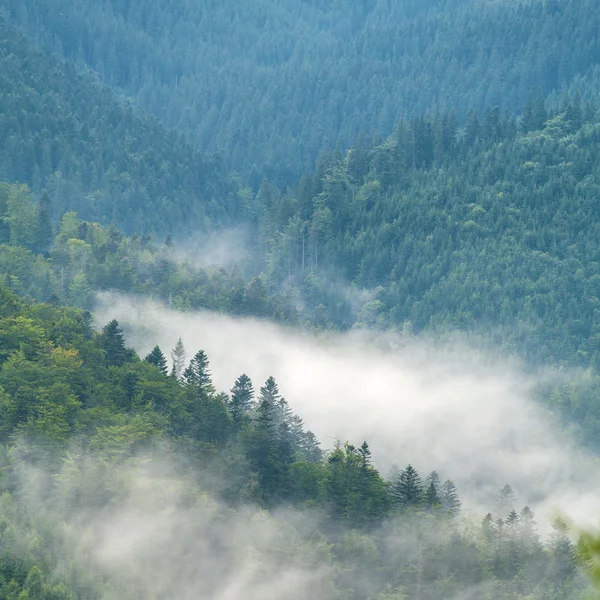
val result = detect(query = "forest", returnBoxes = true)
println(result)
[4,0,600,183]
[0,286,591,599]
[1,1,600,598]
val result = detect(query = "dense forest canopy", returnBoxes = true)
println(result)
[4,0,600,182]
[1,0,600,598]
[0,18,244,235]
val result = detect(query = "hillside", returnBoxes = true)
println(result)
[0,18,243,235]
[4,0,600,182]
[0,285,590,600]
[255,98,600,370]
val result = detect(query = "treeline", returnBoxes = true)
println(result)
[0,183,299,321]
[0,18,243,235]
[0,288,589,599]
[5,0,600,183]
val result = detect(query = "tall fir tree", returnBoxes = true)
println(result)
[230,373,254,430]
[440,479,461,517]
[183,350,214,395]
[144,345,168,375]
[170,337,186,379]
[98,319,129,367]
[390,464,422,510]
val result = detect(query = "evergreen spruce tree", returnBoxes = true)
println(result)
[519,506,541,557]
[248,395,281,502]
[230,373,254,430]
[390,464,422,510]
[423,470,441,509]
[424,480,441,510]
[482,513,496,544]
[170,337,186,379]
[259,376,282,408]
[183,350,214,395]
[98,319,129,367]
[440,479,461,516]
[547,517,577,585]
[495,484,517,517]
[298,430,322,463]
[144,345,168,375]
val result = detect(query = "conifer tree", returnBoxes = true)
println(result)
[230,373,254,430]
[98,319,129,367]
[495,484,517,517]
[259,376,282,408]
[170,337,186,379]
[440,479,461,516]
[547,517,577,585]
[183,350,214,395]
[248,393,281,502]
[298,429,322,463]
[390,464,422,510]
[424,480,441,510]
[144,345,168,375]
[482,513,496,544]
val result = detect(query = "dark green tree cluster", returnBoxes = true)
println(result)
[256,95,600,371]
[0,183,293,321]
[5,0,600,184]
[0,19,243,235]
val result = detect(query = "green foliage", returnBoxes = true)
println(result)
[0,286,590,600]
[7,0,600,184]
[0,21,242,235]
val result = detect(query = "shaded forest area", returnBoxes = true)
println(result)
[4,0,600,183]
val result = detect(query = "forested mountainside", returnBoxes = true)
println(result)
[4,0,600,183]
[0,287,591,599]
[256,96,600,371]
[0,19,243,235]
[0,183,294,320]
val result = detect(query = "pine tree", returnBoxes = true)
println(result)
[547,517,577,585]
[170,337,186,379]
[98,319,129,367]
[424,470,441,509]
[440,479,461,516]
[144,345,168,375]
[298,429,322,463]
[390,464,422,510]
[183,350,214,395]
[482,513,496,544]
[424,480,441,510]
[259,376,282,408]
[230,373,254,430]
[519,506,541,553]
[495,484,517,517]
[248,394,281,502]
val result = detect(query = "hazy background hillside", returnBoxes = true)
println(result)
[4,0,600,183]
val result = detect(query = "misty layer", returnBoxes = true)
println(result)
[95,292,600,527]
[0,285,592,599]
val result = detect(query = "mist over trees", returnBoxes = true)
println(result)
[0,293,589,598]
[1,0,600,597]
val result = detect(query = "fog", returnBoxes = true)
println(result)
[9,452,337,600]
[94,292,600,529]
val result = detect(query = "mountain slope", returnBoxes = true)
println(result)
[257,99,600,368]
[5,0,600,182]
[0,18,242,235]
